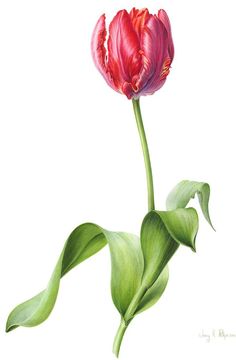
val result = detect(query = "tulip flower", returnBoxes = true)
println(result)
[91,8,174,99]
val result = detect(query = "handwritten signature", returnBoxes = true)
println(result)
[199,329,236,342]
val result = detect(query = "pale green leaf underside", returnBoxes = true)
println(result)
[166,180,214,229]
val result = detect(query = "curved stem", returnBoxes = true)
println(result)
[113,319,128,358]
[132,98,155,211]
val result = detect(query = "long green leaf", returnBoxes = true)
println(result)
[6,223,107,332]
[166,180,214,229]
[119,208,198,323]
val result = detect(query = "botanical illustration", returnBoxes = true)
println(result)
[6,8,214,357]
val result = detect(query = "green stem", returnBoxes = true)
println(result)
[112,286,148,357]
[132,98,155,211]
[112,319,128,358]
[112,100,155,356]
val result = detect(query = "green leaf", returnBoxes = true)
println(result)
[104,231,172,320]
[135,266,169,314]
[158,208,199,251]
[141,209,198,287]
[118,207,198,324]
[166,180,214,229]
[6,223,107,332]
[103,231,143,316]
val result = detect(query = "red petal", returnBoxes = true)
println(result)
[91,14,115,89]
[129,8,150,37]
[107,10,141,94]
[158,9,174,60]
[134,15,169,95]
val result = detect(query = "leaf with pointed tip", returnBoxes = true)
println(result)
[141,209,199,288]
[166,180,214,229]
[6,223,107,332]
[158,208,199,251]
[117,208,198,325]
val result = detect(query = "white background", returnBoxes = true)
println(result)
[0,0,235,359]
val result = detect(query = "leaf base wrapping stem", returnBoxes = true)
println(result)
[112,286,148,357]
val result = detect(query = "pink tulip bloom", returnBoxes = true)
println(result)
[91,8,174,99]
